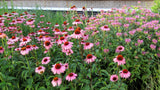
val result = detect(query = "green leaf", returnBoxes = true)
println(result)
[38,87,46,90]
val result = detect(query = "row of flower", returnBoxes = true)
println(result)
[0,4,160,89]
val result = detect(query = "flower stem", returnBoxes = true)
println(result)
[25,55,30,70]
[90,63,93,90]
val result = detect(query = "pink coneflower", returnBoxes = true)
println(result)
[51,63,65,74]
[61,30,68,35]
[20,37,31,44]
[42,57,51,64]
[68,26,74,31]
[54,28,61,35]
[44,41,53,50]
[85,54,96,64]
[20,47,29,55]
[37,29,45,35]
[16,18,23,23]
[35,66,45,74]
[40,15,45,17]
[44,49,48,54]
[26,45,32,51]
[8,36,19,42]
[113,55,126,65]
[64,63,69,69]
[110,75,118,82]
[71,29,83,39]
[115,46,125,53]
[83,34,89,40]
[46,21,51,24]
[150,44,156,50]
[57,37,67,44]
[8,44,15,48]
[0,33,7,39]
[61,41,73,50]
[100,25,110,31]
[43,35,51,41]
[66,72,77,81]
[84,42,94,50]
[120,69,131,79]
[51,77,62,87]
[55,23,59,27]
[0,46,4,54]
[32,45,39,50]
[26,19,34,25]
[29,32,36,36]
[62,49,74,55]
[62,21,69,26]
[72,19,82,25]
[70,5,77,11]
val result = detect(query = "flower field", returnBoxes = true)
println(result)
[0,4,160,90]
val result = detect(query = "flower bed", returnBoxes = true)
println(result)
[0,5,160,90]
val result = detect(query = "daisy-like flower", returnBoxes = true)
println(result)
[26,19,35,25]
[72,19,82,25]
[84,42,94,50]
[20,47,29,55]
[42,57,51,64]
[8,44,15,48]
[113,55,126,65]
[61,30,68,35]
[51,63,65,74]
[110,75,118,82]
[16,18,23,23]
[36,35,44,41]
[40,15,45,17]
[68,26,74,31]
[32,45,39,50]
[46,21,51,24]
[85,54,96,64]
[55,23,59,27]
[44,41,53,50]
[62,21,69,26]
[120,69,131,79]
[83,34,89,40]
[54,28,61,35]
[35,66,45,74]
[37,29,45,35]
[100,25,110,31]
[62,49,74,55]
[115,46,125,53]
[0,32,7,39]
[57,37,67,45]
[70,5,77,11]
[51,77,62,87]
[66,72,77,81]
[64,63,69,69]
[26,45,33,51]
[19,37,31,46]
[71,29,83,39]
[0,46,4,54]
[61,41,73,50]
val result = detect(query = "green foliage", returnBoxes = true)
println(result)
[151,0,160,13]
[0,2,160,90]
